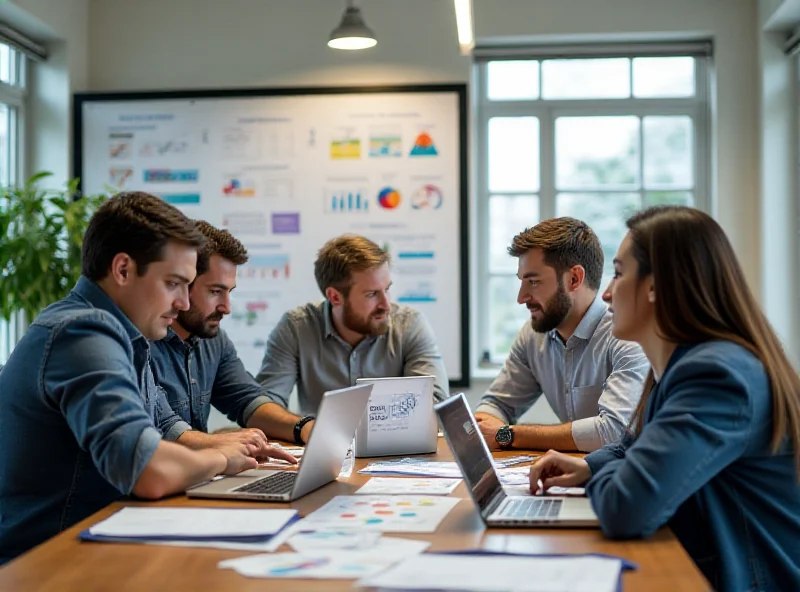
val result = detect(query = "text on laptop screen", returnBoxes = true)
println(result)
[437,397,502,512]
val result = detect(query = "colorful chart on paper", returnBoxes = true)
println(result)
[302,495,460,533]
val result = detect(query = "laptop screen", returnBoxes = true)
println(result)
[435,394,503,514]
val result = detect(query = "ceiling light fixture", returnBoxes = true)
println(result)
[453,0,474,55]
[328,0,377,51]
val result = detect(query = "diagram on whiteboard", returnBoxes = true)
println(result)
[77,88,466,382]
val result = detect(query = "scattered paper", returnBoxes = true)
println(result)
[496,466,531,487]
[88,507,297,540]
[219,539,430,580]
[358,456,534,479]
[356,553,624,592]
[287,529,381,552]
[302,495,460,533]
[356,477,460,496]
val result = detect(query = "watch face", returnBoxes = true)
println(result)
[496,426,513,446]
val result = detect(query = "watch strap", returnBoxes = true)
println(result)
[293,415,315,445]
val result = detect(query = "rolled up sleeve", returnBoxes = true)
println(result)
[571,340,649,451]
[154,385,193,441]
[209,331,274,426]
[43,314,161,494]
[476,324,542,424]
[402,310,450,402]
[254,312,300,409]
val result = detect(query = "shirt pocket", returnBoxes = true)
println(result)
[570,385,604,419]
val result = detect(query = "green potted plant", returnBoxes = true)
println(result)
[0,172,109,324]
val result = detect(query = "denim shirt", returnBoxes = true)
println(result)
[585,342,800,592]
[0,277,163,564]
[149,327,272,433]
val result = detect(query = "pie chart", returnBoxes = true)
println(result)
[377,187,401,209]
[411,184,443,209]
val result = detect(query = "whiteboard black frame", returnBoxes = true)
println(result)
[73,83,470,387]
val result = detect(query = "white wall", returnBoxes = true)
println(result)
[87,0,470,90]
[0,0,88,185]
[85,0,763,294]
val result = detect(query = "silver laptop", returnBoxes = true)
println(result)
[435,393,599,527]
[186,383,373,502]
[353,375,438,458]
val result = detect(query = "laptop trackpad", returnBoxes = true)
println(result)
[559,497,596,520]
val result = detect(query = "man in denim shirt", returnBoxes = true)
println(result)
[0,193,260,564]
[150,222,296,448]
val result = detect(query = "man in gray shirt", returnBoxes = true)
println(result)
[475,218,648,453]
[255,234,449,445]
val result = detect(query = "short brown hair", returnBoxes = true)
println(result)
[194,220,249,276]
[508,217,603,291]
[314,234,390,296]
[82,191,206,281]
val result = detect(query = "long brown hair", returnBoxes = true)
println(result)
[627,206,800,466]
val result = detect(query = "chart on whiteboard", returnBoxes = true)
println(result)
[78,89,465,381]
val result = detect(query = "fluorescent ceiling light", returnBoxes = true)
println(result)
[328,1,377,50]
[454,0,474,55]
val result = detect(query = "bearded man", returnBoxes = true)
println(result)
[475,218,649,453]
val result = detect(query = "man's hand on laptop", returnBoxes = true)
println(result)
[214,442,259,475]
[209,428,298,464]
[474,413,505,450]
[529,450,591,494]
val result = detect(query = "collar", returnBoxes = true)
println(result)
[72,276,144,344]
[323,300,336,339]
[550,296,608,342]
[164,326,200,349]
[321,299,384,346]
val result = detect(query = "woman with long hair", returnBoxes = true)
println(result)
[529,206,800,591]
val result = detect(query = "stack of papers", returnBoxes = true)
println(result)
[219,537,430,580]
[357,552,630,592]
[80,507,298,545]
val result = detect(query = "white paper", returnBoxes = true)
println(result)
[89,507,297,538]
[287,529,382,552]
[496,466,531,487]
[356,477,460,496]
[302,495,460,533]
[359,456,535,478]
[219,539,430,580]
[356,554,623,592]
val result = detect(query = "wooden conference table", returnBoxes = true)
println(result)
[0,439,710,591]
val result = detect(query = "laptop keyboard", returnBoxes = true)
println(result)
[501,498,562,519]
[231,472,296,495]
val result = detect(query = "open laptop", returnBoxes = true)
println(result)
[435,393,599,527]
[353,375,438,457]
[186,383,373,502]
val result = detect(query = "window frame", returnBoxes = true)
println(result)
[0,45,27,363]
[475,56,711,365]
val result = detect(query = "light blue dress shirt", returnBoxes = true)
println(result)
[476,297,649,451]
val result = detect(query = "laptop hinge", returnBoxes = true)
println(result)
[483,488,507,516]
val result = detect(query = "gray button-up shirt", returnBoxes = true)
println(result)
[255,301,449,414]
[476,297,649,451]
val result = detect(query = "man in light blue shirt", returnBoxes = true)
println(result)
[475,218,648,452]
[0,192,259,564]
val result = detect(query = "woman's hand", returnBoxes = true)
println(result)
[529,450,591,493]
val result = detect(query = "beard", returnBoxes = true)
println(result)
[529,280,572,333]
[342,298,390,337]
[177,306,224,339]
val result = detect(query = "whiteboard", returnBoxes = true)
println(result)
[74,85,469,385]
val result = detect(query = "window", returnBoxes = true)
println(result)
[0,43,27,363]
[477,52,709,363]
